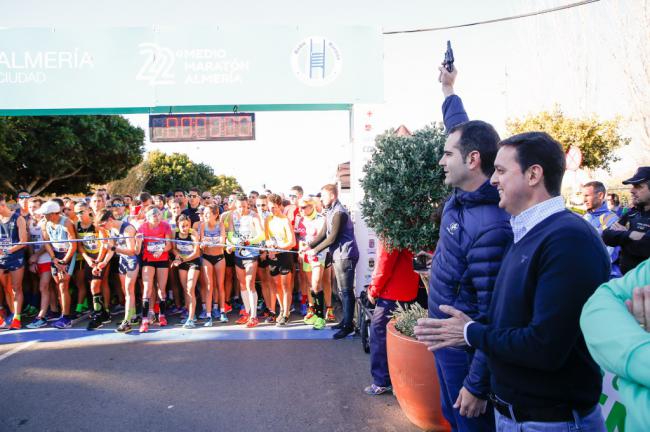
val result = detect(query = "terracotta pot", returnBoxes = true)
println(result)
[387,320,451,432]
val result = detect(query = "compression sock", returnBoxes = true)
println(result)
[92,294,105,313]
[126,307,136,321]
[241,293,251,314]
[142,299,150,321]
[249,290,258,318]
[301,294,308,305]
[159,299,167,316]
[314,291,325,318]
[14,313,21,322]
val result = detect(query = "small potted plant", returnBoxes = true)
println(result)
[387,303,450,432]
[361,123,450,432]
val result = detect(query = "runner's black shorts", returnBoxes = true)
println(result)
[268,252,293,277]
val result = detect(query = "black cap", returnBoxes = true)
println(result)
[623,167,650,185]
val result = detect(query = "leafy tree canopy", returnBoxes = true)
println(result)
[143,151,218,194]
[0,116,145,196]
[210,175,243,199]
[361,123,449,252]
[506,106,630,170]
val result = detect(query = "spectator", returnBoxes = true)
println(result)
[603,167,650,275]
[581,259,650,431]
[582,181,621,278]
[364,240,419,396]
[607,192,627,217]
[416,132,610,430]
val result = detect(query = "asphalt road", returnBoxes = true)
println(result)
[0,328,421,432]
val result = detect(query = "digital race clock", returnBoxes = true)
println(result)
[149,113,255,142]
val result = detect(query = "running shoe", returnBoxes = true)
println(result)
[86,315,104,331]
[275,315,287,327]
[300,303,308,316]
[211,308,221,319]
[0,316,5,329]
[304,306,315,321]
[168,305,182,316]
[158,314,168,327]
[53,316,72,329]
[110,304,125,316]
[46,311,60,321]
[183,319,197,329]
[264,313,276,324]
[304,314,318,325]
[9,318,21,330]
[153,302,160,314]
[203,317,213,327]
[235,313,250,325]
[238,308,247,317]
[325,307,336,322]
[100,310,112,324]
[116,320,132,333]
[0,307,6,321]
[75,303,89,315]
[246,317,259,328]
[179,308,189,321]
[312,317,326,330]
[23,305,39,318]
[1,314,14,328]
[27,317,48,329]
[148,312,158,325]
[218,313,228,323]
[223,302,233,313]
[139,319,149,333]
[198,309,209,320]
[130,315,142,325]
[364,384,393,396]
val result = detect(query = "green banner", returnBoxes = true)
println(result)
[0,26,383,114]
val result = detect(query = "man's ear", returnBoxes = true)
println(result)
[466,150,482,171]
[527,164,544,187]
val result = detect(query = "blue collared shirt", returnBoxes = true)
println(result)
[510,196,566,243]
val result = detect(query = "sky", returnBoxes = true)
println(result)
[2,0,644,194]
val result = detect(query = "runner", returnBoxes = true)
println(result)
[109,196,129,222]
[226,194,265,327]
[137,206,172,333]
[166,198,184,314]
[255,195,274,321]
[0,194,28,329]
[74,201,112,330]
[264,194,297,326]
[296,197,327,329]
[286,186,308,315]
[221,194,239,313]
[181,187,202,225]
[25,198,55,329]
[95,209,140,333]
[171,214,201,329]
[39,200,77,329]
[199,204,228,324]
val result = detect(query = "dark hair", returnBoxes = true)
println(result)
[177,214,191,225]
[249,190,259,197]
[321,183,338,197]
[258,194,267,200]
[237,194,248,202]
[608,193,620,206]
[96,208,114,224]
[499,132,566,196]
[139,192,152,203]
[173,189,186,196]
[188,187,200,195]
[290,185,304,195]
[448,120,501,177]
[583,181,606,196]
[52,198,65,208]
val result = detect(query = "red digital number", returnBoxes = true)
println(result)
[195,117,207,139]
[180,117,192,139]
[166,117,179,139]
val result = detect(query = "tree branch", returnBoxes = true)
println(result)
[31,167,84,196]
[2,180,16,193]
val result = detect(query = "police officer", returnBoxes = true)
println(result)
[603,167,650,275]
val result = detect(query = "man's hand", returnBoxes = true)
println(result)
[610,222,627,232]
[438,65,457,98]
[629,231,645,241]
[454,387,487,418]
[367,292,376,305]
[413,305,471,351]
[625,286,650,331]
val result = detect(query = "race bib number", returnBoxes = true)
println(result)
[177,242,194,256]
[0,238,10,256]
[204,235,220,247]
[147,241,165,254]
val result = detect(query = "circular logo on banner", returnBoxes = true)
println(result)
[291,36,342,86]
[566,146,582,171]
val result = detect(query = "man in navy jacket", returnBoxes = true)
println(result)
[416,132,609,430]
[420,66,512,431]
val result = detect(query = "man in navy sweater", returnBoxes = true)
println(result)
[415,132,610,430]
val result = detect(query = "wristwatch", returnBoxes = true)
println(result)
[58,259,67,265]
[110,246,116,252]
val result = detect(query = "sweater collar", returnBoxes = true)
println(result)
[510,196,566,243]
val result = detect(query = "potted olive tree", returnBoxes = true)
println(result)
[360,123,450,432]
